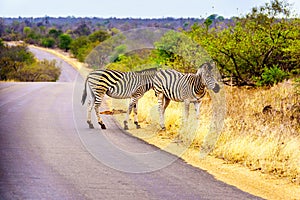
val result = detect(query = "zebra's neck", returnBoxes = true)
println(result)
[193,74,206,99]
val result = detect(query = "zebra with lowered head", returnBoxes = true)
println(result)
[153,62,220,130]
[81,68,157,130]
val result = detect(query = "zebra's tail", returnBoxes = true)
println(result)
[81,77,88,105]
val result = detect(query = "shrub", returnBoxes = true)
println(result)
[41,37,55,48]
[18,59,61,82]
[256,65,289,86]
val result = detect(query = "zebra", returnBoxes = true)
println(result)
[81,68,157,130]
[153,62,220,130]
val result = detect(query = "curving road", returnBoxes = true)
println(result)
[0,47,262,199]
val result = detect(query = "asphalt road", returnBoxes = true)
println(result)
[0,47,262,199]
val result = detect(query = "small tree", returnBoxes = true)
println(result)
[88,30,110,43]
[41,37,55,48]
[59,34,72,51]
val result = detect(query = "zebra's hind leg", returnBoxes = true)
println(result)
[99,122,106,129]
[87,100,94,129]
[87,121,94,129]
[124,121,129,130]
[94,103,106,129]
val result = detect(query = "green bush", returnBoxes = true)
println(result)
[0,45,61,81]
[18,60,61,82]
[256,65,289,86]
[59,34,72,51]
[41,37,55,48]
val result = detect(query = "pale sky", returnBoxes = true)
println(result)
[1,0,299,18]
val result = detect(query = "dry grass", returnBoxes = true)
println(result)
[109,80,300,185]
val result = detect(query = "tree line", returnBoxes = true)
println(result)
[0,0,299,86]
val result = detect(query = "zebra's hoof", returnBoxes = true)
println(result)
[99,123,106,129]
[124,126,129,130]
[89,124,94,129]
[161,127,166,131]
[87,121,94,129]
[134,121,141,129]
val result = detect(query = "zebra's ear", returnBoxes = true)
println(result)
[196,68,203,76]
[197,62,210,75]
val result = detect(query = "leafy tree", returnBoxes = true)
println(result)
[154,30,210,73]
[187,0,299,86]
[0,45,34,80]
[88,30,110,43]
[59,34,72,51]
[48,28,63,38]
[41,37,55,48]
[70,36,89,56]
[23,26,31,37]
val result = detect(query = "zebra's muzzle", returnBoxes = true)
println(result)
[212,83,220,93]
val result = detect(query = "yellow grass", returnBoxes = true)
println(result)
[109,80,300,186]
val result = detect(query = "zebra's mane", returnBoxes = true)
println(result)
[135,67,157,74]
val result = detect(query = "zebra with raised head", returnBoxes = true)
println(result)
[153,62,220,130]
[81,68,157,130]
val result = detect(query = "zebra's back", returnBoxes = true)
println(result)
[87,69,124,92]
[154,69,205,102]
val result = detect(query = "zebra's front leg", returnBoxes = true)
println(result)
[94,103,106,129]
[194,100,202,120]
[124,98,140,130]
[184,99,191,125]
[133,101,141,129]
[158,94,170,130]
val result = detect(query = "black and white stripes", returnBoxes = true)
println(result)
[153,62,220,130]
[81,62,220,130]
[81,68,157,130]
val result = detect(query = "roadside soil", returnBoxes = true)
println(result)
[33,45,300,200]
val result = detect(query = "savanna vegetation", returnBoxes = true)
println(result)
[0,41,61,81]
[1,0,299,187]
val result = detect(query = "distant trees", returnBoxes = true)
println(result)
[69,29,111,62]
[0,0,298,86]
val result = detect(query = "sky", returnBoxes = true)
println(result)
[1,0,299,18]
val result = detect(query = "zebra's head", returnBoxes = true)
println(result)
[196,62,220,93]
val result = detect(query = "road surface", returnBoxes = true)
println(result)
[0,47,262,199]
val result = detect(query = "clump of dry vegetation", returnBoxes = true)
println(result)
[108,79,300,185]
[213,81,300,184]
